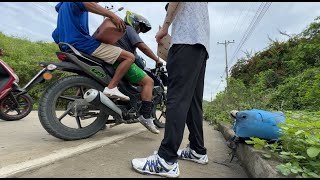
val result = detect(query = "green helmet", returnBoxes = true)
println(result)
[124,11,151,33]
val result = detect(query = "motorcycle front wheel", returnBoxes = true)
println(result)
[152,92,166,128]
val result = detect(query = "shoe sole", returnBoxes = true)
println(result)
[131,162,179,178]
[179,157,208,165]
[104,93,130,101]
[139,121,160,134]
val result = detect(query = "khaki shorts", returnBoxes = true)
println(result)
[91,43,122,64]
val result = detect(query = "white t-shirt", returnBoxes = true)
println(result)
[170,2,210,55]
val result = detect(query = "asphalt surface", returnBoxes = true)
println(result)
[0,111,248,178]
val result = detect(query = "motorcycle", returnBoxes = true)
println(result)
[0,59,49,121]
[37,42,168,141]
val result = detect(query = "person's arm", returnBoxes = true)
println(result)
[162,2,180,31]
[155,2,180,44]
[136,42,160,63]
[82,2,126,32]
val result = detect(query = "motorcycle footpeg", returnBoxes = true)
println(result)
[109,118,127,128]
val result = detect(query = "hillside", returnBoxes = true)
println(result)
[205,16,320,124]
[0,32,62,105]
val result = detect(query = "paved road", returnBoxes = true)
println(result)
[0,111,248,178]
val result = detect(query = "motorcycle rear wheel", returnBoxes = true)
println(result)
[38,75,108,141]
[0,93,33,121]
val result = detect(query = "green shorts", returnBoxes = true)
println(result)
[113,62,146,84]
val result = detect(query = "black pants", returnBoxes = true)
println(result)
[158,44,208,163]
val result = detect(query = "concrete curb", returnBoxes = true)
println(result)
[0,127,147,178]
[217,122,283,178]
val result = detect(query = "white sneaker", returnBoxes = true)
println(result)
[131,152,180,178]
[103,87,130,101]
[177,144,208,164]
[138,115,160,134]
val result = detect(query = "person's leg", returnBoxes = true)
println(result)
[137,75,160,134]
[186,54,207,155]
[131,44,206,178]
[112,62,159,134]
[108,50,135,89]
[157,44,206,163]
[91,43,134,101]
[138,75,154,118]
[177,46,208,164]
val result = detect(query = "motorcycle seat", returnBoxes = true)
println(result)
[61,46,143,93]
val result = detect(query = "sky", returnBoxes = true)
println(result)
[1,2,320,101]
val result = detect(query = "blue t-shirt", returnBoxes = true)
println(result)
[52,2,101,54]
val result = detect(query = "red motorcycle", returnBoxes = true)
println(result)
[0,59,50,121]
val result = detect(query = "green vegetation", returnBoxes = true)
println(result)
[245,111,320,178]
[0,32,64,108]
[0,16,319,178]
[204,17,320,177]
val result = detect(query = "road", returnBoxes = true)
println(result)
[0,111,247,178]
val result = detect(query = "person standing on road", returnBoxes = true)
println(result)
[131,2,210,178]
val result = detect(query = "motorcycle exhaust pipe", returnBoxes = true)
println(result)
[83,89,122,119]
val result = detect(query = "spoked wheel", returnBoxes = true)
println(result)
[153,93,166,128]
[38,76,108,141]
[0,93,33,121]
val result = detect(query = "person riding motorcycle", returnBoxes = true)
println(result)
[52,2,161,134]
[112,11,164,134]
[52,2,133,102]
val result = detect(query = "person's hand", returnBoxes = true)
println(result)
[110,15,126,32]
[155,27,168,45]
[156,59,163,68]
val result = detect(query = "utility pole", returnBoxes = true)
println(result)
[217,40,235,87]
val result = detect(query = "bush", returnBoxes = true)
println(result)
[270,68,320,111]
[0,32,64,108]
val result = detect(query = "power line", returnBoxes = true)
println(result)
[228,2,265,64]
[213,3,263,94]
[212,2,272,96]
[228,2,272,67]
[32,2,56,18]
[210,2,231,62]
[213,3,254,89]
[229,2,256,55]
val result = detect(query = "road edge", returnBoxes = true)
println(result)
[217,122,283,178]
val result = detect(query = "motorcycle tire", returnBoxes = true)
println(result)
[38,75,108,141]
[152,94,166,128]
[0,93,33,121]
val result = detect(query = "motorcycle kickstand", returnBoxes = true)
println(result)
[109,118,125,128]
[109,122,122,128]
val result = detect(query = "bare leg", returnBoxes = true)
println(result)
[108,50,135,88]
[137,75,159,134]
[138,75,154,101]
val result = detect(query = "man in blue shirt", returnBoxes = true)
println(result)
[52,2,134,101]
